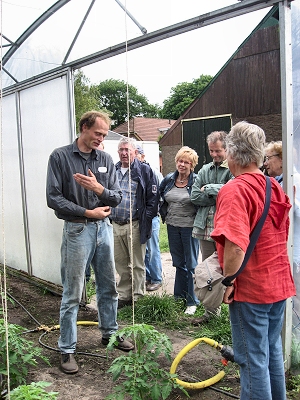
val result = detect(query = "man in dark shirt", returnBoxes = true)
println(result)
[46,111,134,375]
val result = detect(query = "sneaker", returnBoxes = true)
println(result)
[117,298,132,309]
[184,305,197,315]
[60,353,78,374]
[146,282,162,292]
[102,336,135,352]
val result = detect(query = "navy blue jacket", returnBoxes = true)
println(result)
[159,170,198,223]
[115,158,159,244]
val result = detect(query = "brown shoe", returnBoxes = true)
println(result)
[146,282,162,291]
[102,336,135,352]
[117,299,132,309]
[60,353,78,374]
[190,316,210,326]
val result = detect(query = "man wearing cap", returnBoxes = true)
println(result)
[136,144,163,292]
[110,138,159,308]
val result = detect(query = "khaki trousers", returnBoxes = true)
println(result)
[112,220,146,301]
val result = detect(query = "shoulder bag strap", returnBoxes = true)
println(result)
[222,176,271,286]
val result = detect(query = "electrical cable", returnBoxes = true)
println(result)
[7,289,112,359]
[179,372,240,399]
[38,329,111,360]
[7,291,112,359]
[7,292,42,326]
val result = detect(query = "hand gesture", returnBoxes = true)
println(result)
[73,169,104,195]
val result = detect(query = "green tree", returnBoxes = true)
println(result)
[74,70,99,130]
[91,79,160,128]
[159,74,213,120]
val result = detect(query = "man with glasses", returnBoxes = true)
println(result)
[110,138,159,308]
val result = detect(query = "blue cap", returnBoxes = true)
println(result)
[136,145,144,155]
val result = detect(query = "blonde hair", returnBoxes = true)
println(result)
[175,146,198,170]
[265,141,282,160]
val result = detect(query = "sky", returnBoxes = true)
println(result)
[1,0,270,106]
[82,1,270,106]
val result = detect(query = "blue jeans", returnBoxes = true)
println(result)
[145,216,162,284]
[58,218,118,353]
[167,224,199,306]
[230,300,287,400]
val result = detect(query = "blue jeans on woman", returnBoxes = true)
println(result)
[230,300,287,400]
[58,218,118,353]
[167,224,199,306]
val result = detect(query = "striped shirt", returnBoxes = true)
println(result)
[110,169,138,222]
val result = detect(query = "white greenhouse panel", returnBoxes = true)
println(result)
[19,77,71,284]
[0,95,28,271]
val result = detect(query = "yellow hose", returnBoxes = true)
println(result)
[170,337,225,389]
[76,321,98,326]
[49,321,99,331]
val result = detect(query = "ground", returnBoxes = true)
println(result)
[3,254,242,400]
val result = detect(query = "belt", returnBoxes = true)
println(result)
[113,218,138,226]
[69,218,100,223]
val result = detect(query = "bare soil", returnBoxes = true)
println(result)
[4,253,241,400]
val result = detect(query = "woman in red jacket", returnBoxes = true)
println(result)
[211,121,295,400]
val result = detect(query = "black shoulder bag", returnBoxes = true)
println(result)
[222,176,271,287]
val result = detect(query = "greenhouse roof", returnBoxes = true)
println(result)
[1,0,275,92]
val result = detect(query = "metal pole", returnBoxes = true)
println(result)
[114,0,147,34]
[279,0,294,371]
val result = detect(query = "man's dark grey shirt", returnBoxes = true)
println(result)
[46,140,122,221]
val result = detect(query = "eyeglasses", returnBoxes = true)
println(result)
[176,159,191,165]
[118,148,130,153]
[264,154,279,162]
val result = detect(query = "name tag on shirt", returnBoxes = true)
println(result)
[98,167,107,173]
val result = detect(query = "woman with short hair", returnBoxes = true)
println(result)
[264,140,283,185]
[211,121,295,400]
[159,146,199,315]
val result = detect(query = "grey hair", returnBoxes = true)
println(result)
[118,137,137,150]
[206,131,228,148]
[226,121,265,168]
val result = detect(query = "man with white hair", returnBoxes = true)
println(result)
[110,137,159,308]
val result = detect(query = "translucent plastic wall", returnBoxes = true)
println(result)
[292,0,300,366]
[0,74,74,284]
